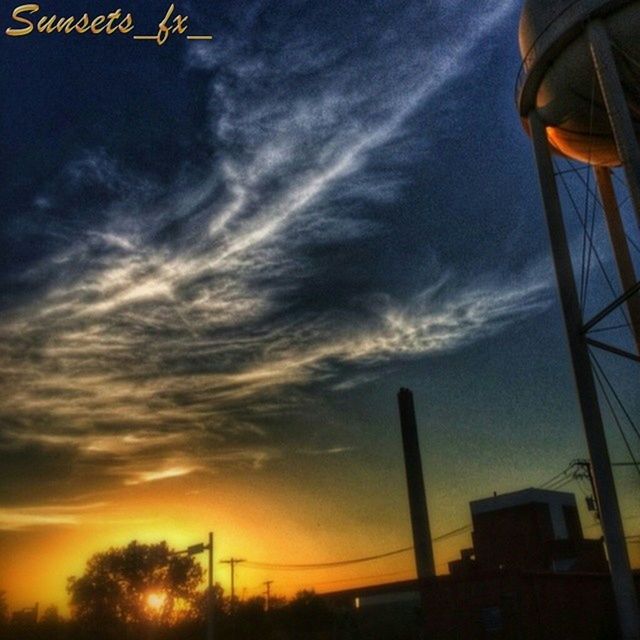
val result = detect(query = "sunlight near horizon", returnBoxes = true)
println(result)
[146,592,167,612]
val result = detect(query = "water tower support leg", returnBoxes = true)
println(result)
[588,20,640,229]
[529,110,640,640]
[594,166,640,355]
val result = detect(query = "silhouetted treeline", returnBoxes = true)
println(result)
[0,542,365,640]
[0,590,360,640]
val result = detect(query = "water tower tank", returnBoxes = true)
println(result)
[516,0,640,166]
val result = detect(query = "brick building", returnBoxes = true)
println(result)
[450,488,608,575]
[322,489,627,639]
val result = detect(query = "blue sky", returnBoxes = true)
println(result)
[1,0,638,608]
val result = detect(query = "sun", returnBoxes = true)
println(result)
[146,591,167,612]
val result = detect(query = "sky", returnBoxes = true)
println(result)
[1,0,639,614]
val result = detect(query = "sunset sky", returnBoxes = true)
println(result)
[1,0,639,614]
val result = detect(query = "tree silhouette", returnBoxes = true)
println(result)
[39,605,65,640]
[285,590,334,638]
[67,540,203,638]
[0,591,7,626]
[0,591,7,640]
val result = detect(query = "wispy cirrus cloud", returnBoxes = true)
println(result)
[0,502,107,531]
[0,1,536,502]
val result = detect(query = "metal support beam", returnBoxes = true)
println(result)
[586,338,640,363]
[529,110,640,640]
[588,20,640,228]
[582,280,640,334]
[594,166,640,354]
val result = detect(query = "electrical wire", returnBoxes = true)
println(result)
[242,525,471,571]
[538,467,571,489]
[240,459,621,575]
[240,465,595,573]
[244,547,413,571]
[543,476,575,492]
[312,570,415,588]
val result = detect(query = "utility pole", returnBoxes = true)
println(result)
[172,532,215,640]
[207,532,214,640]
[263,580,273,612]
[221,558,245,640]
[220,558,245,612]
[571,459,600,520]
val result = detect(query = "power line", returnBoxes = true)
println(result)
[538,467,572,488]
[241,464,606,574]
[243,547,413,571]
[242,525,472,571]
[432,524,472,542]
[544,476,575,492]
[241,463,621,575]
[311,570,415,588]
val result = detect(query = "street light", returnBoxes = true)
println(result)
[174,532,214,640]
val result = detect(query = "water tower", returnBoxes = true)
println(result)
[516,1,640,638]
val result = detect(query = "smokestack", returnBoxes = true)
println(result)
[397,388,435,579]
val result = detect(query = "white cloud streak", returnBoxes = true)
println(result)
[0,503,107,531]
[0,2,538,498]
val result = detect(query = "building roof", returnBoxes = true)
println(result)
[470,488,576,516]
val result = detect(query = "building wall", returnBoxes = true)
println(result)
[325,572,637,640]
[468,491,605,573]
[421,572,620,640]
[472,503,557,571]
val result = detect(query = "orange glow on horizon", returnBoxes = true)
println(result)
[0,470,474,616]
[2,463,637,617]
